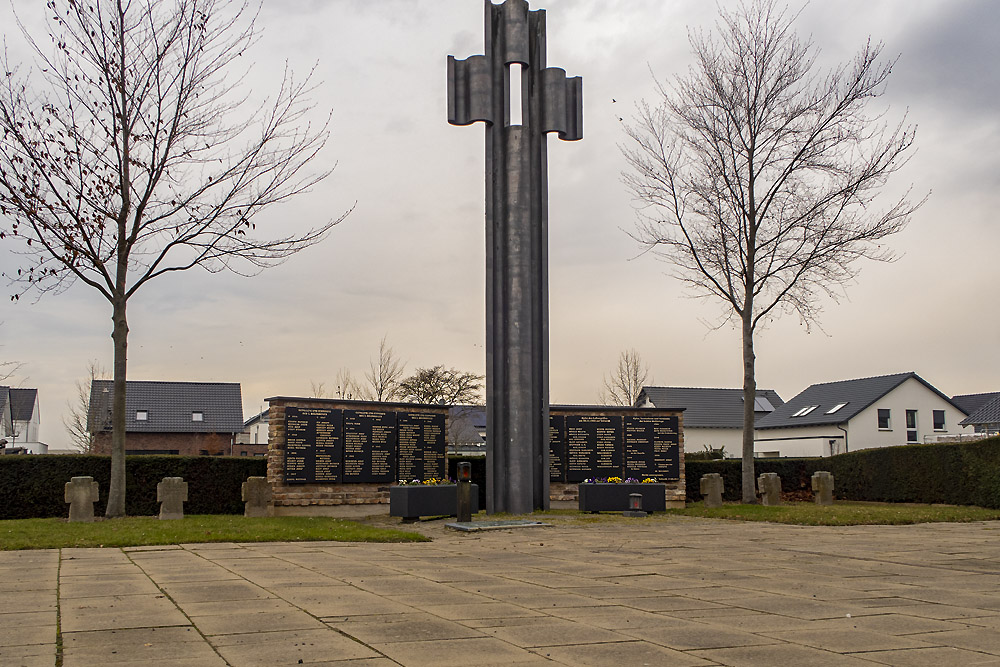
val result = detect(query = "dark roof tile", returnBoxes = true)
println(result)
[638,387,784,429]
[88,380,243,434]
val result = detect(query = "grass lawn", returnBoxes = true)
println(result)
[0,515,429,551]
[514,502,1000,527]
[665,501,1000,525]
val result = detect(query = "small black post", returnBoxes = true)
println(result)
[457,462,472,523]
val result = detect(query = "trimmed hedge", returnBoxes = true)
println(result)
[0,455,265,519]
[5,437,999,519]
[685,436,1000,508]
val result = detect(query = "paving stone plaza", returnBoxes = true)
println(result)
[3,517,1000,666]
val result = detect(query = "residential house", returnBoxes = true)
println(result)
[0,387,13,448]
[635,386,784,457]
[9,388,43,454]
[235,408,269,456]
[955,392,1000,436]
[449,405,486,456]
[754,372,971,457]
[0,386,45,453]
[88,381,244,455]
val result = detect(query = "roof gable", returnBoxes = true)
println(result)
[756,372,964,430]
[638,387,784,429]
[88,380,243,434]
[8,388,38,422]
[952,392,1000,417]
[961,394,1000,426]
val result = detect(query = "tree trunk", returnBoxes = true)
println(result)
[741,310,757,503]
[105,294,128,518]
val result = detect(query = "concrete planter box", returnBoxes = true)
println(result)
[578,483,666,513]
[390,484,479,520]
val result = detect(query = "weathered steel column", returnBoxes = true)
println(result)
[448,0,582,514]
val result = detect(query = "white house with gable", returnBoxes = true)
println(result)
[754,372,971,458]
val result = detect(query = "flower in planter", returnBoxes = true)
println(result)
[582,476,660,484]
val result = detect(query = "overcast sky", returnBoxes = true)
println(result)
[2,0,998,450]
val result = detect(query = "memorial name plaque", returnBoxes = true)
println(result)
[566,415,623,482]
[549,415,566,482]
[397,412,447,481]
[624,415,680,480]
[285,407,344,484]
[343,410,397,483]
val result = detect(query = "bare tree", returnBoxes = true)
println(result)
[399,366,484,405]
[599,348,650,407]
[622,0,921,502]
[363,336,406,402]
[64,360,109,453]
[309,380,330,399]
[333,367,360,400]
[0,0,346,516]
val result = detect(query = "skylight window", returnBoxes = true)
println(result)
[136,410,148,421]
[192,411,204,422]
[791,405,819,417]
[826,402,848,414]
[754,396,775,412]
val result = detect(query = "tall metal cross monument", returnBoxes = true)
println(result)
[448,0,582,514]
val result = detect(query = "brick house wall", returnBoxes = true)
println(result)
[92,431,235,456]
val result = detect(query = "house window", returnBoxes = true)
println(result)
[192,411,204,422]
[792,405,819,417]
[877,409,891,430]
[933,410,946,431]
[240,451,248,457]
[906,410,917,429]
[136,410,148,421]
[826,402,848,414]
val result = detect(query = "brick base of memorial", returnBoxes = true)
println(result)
[579,483,668,513]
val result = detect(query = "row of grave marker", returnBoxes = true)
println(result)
[64,476,272,522]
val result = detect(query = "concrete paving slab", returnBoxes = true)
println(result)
[620,619,782,651]
[280,586,415,617]
[0,643,56,667]
[60,594,191,633]
[0,591,58,614]
[690,642,883,666]
[158,580,273,604]
[61,626,224,665]
[208,628,380,665]
[479,617,630,647]
[907,627,1000,655]
[195,609,327,636]
[533,640,718,666]
[0,623,53,648]
[421,601,545,621]
[372,636,544,666]
[329,612,483,643]
[761,627,934,652]
[546,604,681,629]
[852,646,1000,666]
[59,575,163,598]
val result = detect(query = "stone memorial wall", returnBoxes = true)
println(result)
[549,406,686,508]
[267,399,686,513]
[267,398,449,514]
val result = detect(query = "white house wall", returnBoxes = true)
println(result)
[754,377,970,457]
[684,428,744,457]
[848,377,969,451]
[752,425,847,458]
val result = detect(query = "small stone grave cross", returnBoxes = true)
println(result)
[700,473,724,508]
[242,477,272,518]
[157,477,188,520]
[65,476,99,522]
[811,471,835,506]
[757,472,782,506]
